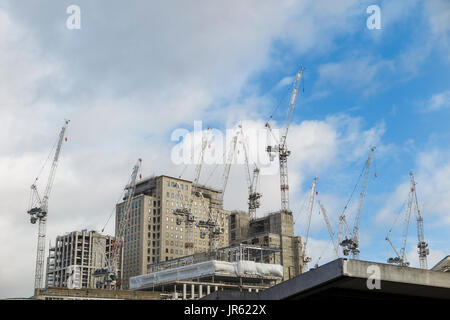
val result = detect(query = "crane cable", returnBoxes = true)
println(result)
[293,190,310,225]
[33,135,59,185]
[339,158,367,222]
[387,198,408,234]
[313,237,334,267]
[28,135,60,210]
[100,170,135,233]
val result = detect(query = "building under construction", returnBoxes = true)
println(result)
[116,175,230,288]
[45,230,118,289]
[230,210,303,280]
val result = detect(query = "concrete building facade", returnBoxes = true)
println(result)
[116,175,230,288]
[229,210,303,280]
[45,230,116,289]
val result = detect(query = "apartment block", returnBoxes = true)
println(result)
[116,175,230,288]
[45,230,116,289]
[229,210,303,280]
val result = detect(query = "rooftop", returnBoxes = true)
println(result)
[202,258,450,300]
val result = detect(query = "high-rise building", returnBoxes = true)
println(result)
[117,175,229,288]
[45,230,117,289]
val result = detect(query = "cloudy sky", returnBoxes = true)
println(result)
[0,0,449,298]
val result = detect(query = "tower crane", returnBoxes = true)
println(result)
[111,158,141,288]
[238,125,261,220]
[339,147,376,259]
[385,172,429,268]
[317,200,339,258]
[385,175,414,267]
[27,119,70,290]
[266,67,304,214]
[410,172,429,269]
[174,128,212,255]
[94,159,142,289]
[248,167,261,220]
[300,177,317,272]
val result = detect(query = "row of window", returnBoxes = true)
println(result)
[166,181,189,190]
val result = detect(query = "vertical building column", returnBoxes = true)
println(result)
[191,284,195,300]
[207,285,210,295]
[199,284,203,299]
[182,283,187,300]
[174,285,178,300]
[214,285,218,292]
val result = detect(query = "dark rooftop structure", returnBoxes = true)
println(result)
[202,258,450,301]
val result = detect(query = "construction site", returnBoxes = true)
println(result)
[24,68,450,301]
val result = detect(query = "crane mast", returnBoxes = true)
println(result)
[239,125,261,220]
[248,167,261,220]
[266,67,304,213]
[410,172,429,269]
[340,147,375,259]
[27,119,69,290]
[109,159,142,289]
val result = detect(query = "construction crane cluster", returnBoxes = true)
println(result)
[385,171,429,268]
[27,66,432,293]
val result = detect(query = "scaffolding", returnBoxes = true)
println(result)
[147,244,280,273]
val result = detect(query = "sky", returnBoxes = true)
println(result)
[0,0,449,298]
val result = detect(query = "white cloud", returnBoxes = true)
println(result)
[424,0,450,51]
[317,55,394,95]
[424,90,450,112]
[0,0,441,298]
